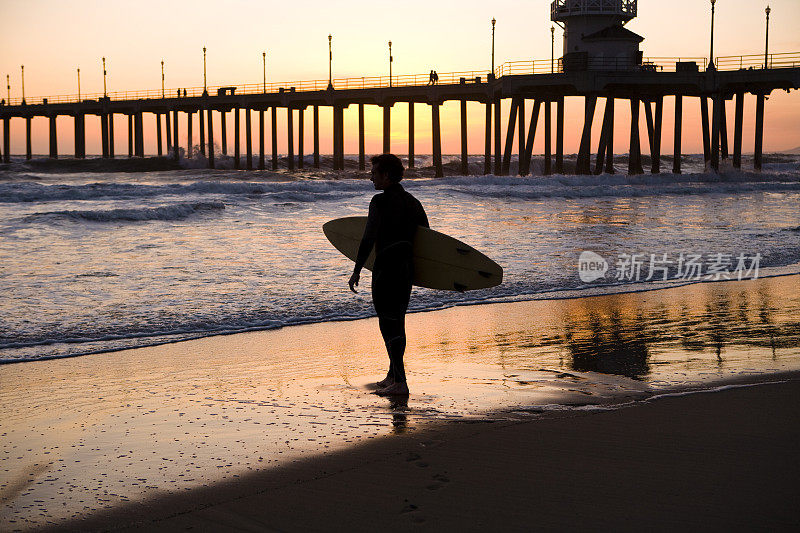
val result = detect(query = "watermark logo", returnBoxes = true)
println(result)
[579,251,760,283]
[578,251,609,282]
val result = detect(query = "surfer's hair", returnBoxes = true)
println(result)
[371,153,404,182]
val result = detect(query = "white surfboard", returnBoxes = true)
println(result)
[323,216,503,291]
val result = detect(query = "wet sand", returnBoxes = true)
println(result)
[2,274,799,530]
[45,378,800,532]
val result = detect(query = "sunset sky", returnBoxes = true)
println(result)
[2,0,799,156]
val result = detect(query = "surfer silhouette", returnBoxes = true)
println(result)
[349,154,429,396]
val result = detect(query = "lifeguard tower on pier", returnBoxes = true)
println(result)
[551,0,644,71]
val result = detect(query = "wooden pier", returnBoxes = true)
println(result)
[1,54,799,176]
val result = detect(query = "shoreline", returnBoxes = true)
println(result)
[3,269,798,366]
[40,378,800,532]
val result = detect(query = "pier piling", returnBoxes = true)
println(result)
[128,115,133,158]
[431,101,443,178]
[234,107,240,169]
[75,114,85,159]
[484,102,491,175]
[460,99,468,175]
[628,99,643,175]
[556,96,565,174]
[298,107,304,169]
[408,102,415,169]
[544,100,552,175]
[221,111,228,156]
[333,105,344,170]
[674,94,683,173]
[652,96,663,173]
[207,108,215,169]
[26,117,32,160]
[2,118,8,163]
[711,93,721,172]
[383,104,390,153]
[187,110,193,159]
[165,111,171,154]
[155,113,162,157]
[49,116,58,159]
[358,103,365,170]
[259,110,265,170]
[255,110,264,169]
[604,97,615,174]
[700,97,711,164]
[522,99,541,176]
[314,105,320,169]
[172,110,178,161]
[502,97,519,175]
[720,98,729,159]
[754,93,765,170]
[287,108,297,169]
[199,108,206,157]
[517,98,525,176]
[135,112,143,158]
[733,92,744,168]
[595,98,613,175]
[493,98,501,175]
[576,95,597,175]
[109,114,114,158]
[101,113,110,158]
[271,106,278,170]
[246,107,253,170]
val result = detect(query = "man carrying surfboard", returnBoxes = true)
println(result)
[349,154,429,396]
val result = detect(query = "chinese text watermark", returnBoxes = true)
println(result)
[578,252,761,283]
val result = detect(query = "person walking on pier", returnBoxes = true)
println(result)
[428,70,435,85]
[349,154,429,396]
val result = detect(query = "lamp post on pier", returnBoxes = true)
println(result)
[708,0,717,71]
[203,46,208,96]
[20,65,25,104]
[388,41,393,87]
[551,26,555,73]
[765,5,771,69]
[102,57,107,97]
[263,51,266,93]
[6,75,9,103]
[328,34,333,90]
[161,60,165,98]
[77,68,81,100]
[491,17,496,78]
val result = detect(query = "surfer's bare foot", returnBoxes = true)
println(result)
[376,382,409,396]
[376,376,394,388]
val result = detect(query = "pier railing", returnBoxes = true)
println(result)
[4,52,798,107]
[715,52,800,71]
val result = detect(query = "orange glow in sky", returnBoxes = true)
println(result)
[2,0,799,156]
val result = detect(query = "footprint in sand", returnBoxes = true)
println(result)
[426,473,450,491]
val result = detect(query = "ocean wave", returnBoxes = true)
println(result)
[0,179,370,204]
[2,167,799,205]
[23,201,225,222]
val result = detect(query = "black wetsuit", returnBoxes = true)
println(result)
[355,183,429,384]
